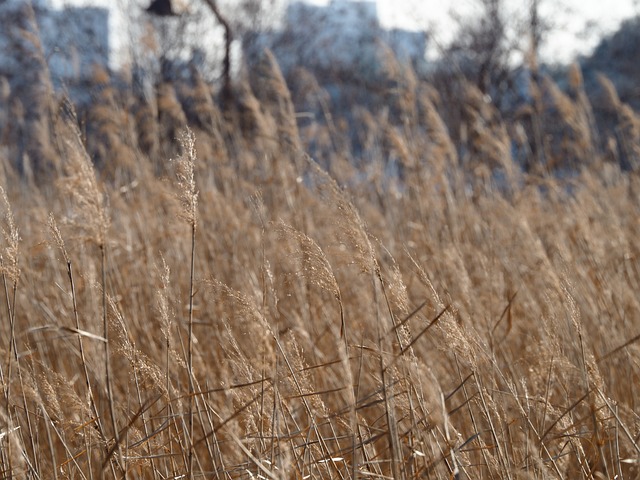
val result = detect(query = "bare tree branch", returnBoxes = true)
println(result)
[200,0,233,102]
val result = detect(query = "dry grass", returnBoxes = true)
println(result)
[1,50,640,480]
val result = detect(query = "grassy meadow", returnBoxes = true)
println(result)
[1,47,640,479]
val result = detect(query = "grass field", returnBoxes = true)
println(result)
[1,49,640,479]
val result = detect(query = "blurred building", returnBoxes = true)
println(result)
[255,0,428,79]
[0,0,227,95]
[0,0,428,99]
[0,0,132,87]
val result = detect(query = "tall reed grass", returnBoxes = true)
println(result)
[0,46,639,480]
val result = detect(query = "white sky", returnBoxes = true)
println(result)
[305,0,640,64]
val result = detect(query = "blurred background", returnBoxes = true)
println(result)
[2,0,640,178]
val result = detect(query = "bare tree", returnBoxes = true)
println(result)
[439,0,551,109]
[199,0,233,102]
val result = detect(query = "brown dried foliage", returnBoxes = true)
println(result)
[1,49,640,480]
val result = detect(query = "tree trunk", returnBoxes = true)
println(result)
[201,0,233,105]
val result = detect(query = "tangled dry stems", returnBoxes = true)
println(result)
[0,52,639,480]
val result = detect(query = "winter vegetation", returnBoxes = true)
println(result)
[2,1,640,479]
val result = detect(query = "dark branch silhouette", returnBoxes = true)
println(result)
[200,0,233,104]
[146,0,178,17]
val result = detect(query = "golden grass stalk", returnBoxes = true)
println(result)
[47,212,105,450]
[250,49,300,148]
[172,127,198,476]
[274,221,345,340]
[0,186,20,479]
[55,107,120,472]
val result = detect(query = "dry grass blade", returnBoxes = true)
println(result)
[172,127,199,478]
[101,394,163,473]
[193,387,271,449]
[24,325,106,342]
[445,372,475,402]
[227,429,279,480]
[389,299,428,333]
[397,304,449,357]
[594,388,640,456]
[596,331,640,364]
[491,291,517,337]
[540,388,595,443]
[383,305,450,373]
[274,220,346,339]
